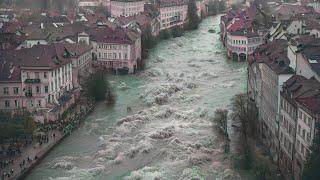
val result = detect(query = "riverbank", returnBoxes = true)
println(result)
[0,98,94,180]
[26,16,248,179]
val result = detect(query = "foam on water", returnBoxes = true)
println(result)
[26,16,247,180]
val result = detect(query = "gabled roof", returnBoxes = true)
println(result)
[87,25,139,44]
[0,43,91,70]
[281,75,320,114]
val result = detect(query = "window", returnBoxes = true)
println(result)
[289,124,292,136]
[308,117,312,128]
[26,72,30,79]
[27,86,32,94]
[3,87,9,95]
[301,144,305,155]
[304,114,307,123]
[13,87,19,95]
[36,86,40,93]
[45,86,49,93]
[296,140,300,150]
[37,100,41,107]
[302,129,306,140]
[4,100,10,107]
[44,72,47,79]
[298,125,301,135]
[29,100,33,107]
[35,72,39,79]
[307,132,311,142]
[14,100,19,107]
[299,110,302,119]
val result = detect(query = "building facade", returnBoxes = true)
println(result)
[157,0,188,30]
[0,43,92,123]
[88,25,141,73]
[110,0,145,17]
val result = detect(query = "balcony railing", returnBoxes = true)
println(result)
[24,78,41,83]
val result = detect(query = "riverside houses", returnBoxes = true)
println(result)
[220,4,265,61]
[156,0,188,30]
[279,75,320,180]
[0,43,93,123]
[110,0,145,17]
[87,25,141,74]
[248,39,294,162]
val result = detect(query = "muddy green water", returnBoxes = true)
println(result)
[26,16,246,180]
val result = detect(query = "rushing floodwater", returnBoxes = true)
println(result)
[26,16,246,180]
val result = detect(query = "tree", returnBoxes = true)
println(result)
[83,71,115,103]
[302,122,320,180]
[171,26,184,37]
[186,0,200,30]
[231,93,258,169]
[159,29,171,40]
[0,110,36,143]
[213,108,228,137]
[252,156,272,180]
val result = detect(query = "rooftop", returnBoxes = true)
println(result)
[251,39,294,74]
[0,43,92,71]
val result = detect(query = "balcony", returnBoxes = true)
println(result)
[24,79,41,83]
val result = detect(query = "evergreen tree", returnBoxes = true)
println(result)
[186,0,200,30]
[302,122,320,180]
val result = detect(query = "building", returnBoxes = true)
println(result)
[156,0,188,30]
[248,39,295,162]
[87,25,141,73]
[293,83,320,180]
[0,43,92,123]
[110,0,145,17]
[278,75,320,179]
[287,36,320,82]
[277,74,320,180]
[226,29,265,61]
[78,0,100,8]
[220,4,267,61]
[117,13,160,37]
[19,29,50,49]
[273,3,312,21]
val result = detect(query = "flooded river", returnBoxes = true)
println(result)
[26,15,246,180]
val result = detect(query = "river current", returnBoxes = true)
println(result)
[26,16,246,180]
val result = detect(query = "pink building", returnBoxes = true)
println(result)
[87,25,141,73]
[0,43,92,123]
[156,0,188,30]
[78,0,100,7]
[110,0,145,17]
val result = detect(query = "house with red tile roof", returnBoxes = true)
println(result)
[221,3,266,61]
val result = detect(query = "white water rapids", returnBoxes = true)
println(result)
[26,16,246,180]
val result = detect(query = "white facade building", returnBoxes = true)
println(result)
[110,0,145,17]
